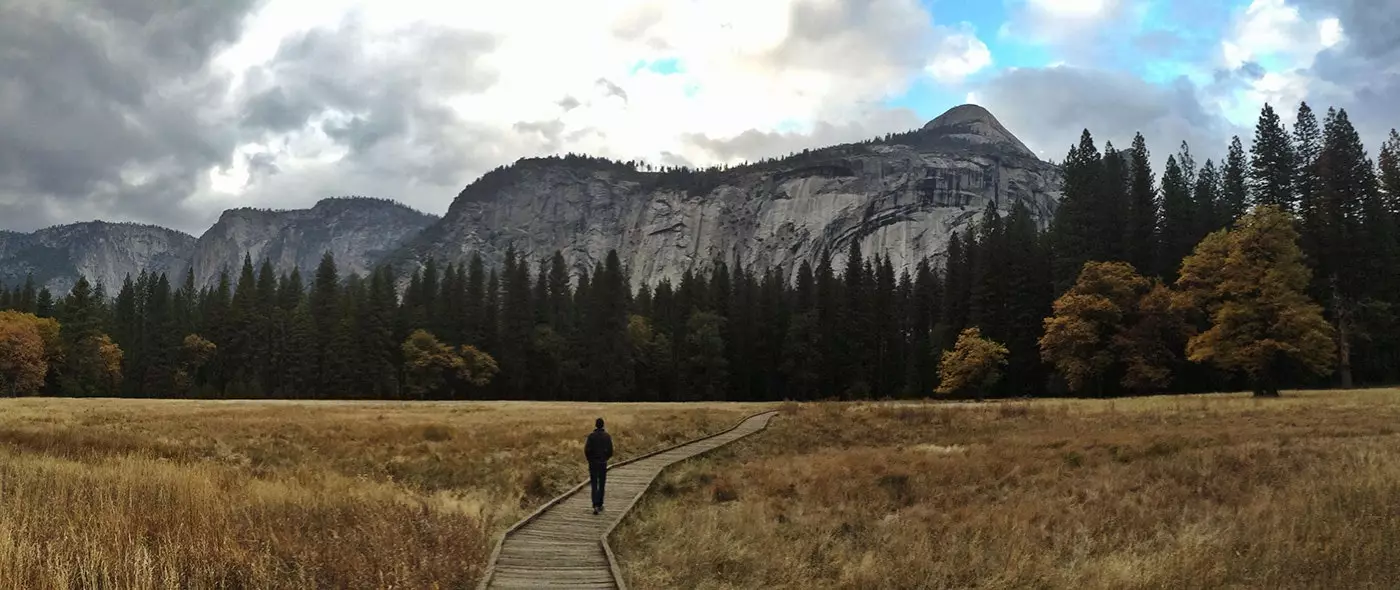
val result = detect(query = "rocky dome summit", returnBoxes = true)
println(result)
[921,104,1037,159]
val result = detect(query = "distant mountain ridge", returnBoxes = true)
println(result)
[0,221,195,294]
[187,197,437,288]
[0,197,437,292]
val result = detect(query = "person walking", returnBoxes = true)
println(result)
[584,417,613,515]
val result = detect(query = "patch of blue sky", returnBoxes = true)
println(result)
[921,0,1007,33]
[628,57,683,76]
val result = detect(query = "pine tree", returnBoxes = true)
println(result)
[1193,159,1223,239]
[464,254,486,346]
[1002,203,1051,396]
[939,232,971,351]
[1222,135,1250,224]
[1159,155,1195,281]
[1295,102,1324,253]
[310,252,340,398]
[1101,142,1130,261]
[1380,129,1400,216]
[1051,130,1107,291]
[1125,133,1159,276]
[837,240,871,397]
[1313,108,1383,388]
[1249,103,1296,210]
[969,202,1009,350]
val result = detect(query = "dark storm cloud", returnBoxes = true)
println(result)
[0,0,263,233]
[682,108,923,163]
[227,17,570,216]
[1294,0,1400,148]
[975,66,1247,167]
[233,16,507,196]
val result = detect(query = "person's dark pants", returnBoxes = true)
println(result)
[589,461,608,509]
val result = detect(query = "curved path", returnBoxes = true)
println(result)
[478,411,779,590]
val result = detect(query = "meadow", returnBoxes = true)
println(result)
[2,392,1397,589]
[613,390,1400,589]
[0,398,765,588]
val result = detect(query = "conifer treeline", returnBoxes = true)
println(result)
[2,102,1398,399]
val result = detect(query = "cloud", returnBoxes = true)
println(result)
[7,0,1393,238]
[926,25,994,83]
[1002,0,1127,50]
[0,0,261,233]
[1294,0,1400,149]
[1220,0,1335,68]
[973,65,1247,168]
[682,108,924,163]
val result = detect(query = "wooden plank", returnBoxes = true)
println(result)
[479,410,779,590]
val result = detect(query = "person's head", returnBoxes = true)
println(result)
[595,417,605,429]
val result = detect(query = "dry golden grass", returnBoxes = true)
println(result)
[0,398,768,589]
[615,390,1400,590]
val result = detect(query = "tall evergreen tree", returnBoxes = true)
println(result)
[1294,102,1324,245]
[1313,108,1382,388]
[1379,129,1400,216]
[1249,103,1296,210]
[1193,159,1223,239]
[1125,133,1159,277]
[1159,155,1195,281]
[1222,135,1250,224]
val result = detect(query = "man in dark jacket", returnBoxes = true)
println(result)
[584,417,613,514]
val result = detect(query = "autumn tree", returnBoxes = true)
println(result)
[1173,206,1335,396]
[174,334,217,396]
[0,311,54,396]
[1040,261,1181,395]
[936,327,1008,399]
[402,329,499,399]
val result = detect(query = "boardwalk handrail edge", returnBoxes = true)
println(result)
[475,409,778,590]
[600,411,778,590]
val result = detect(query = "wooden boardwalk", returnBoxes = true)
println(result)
[478,411,779,590]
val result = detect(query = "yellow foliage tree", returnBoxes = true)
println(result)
[1040,261,1184,394]
[936,328,1009,398]
[1172,205,1336,396]
[0,312,49,396]
[89,334,124,395]
[174,334,218,395]
[402,330,499,399]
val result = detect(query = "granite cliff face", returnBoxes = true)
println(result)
[394,104,1062,287]
[188,197,438,287]
[0,222,195,294]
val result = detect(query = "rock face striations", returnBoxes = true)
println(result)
[0,222,195,294]
[393,104,1061,288]
[187,197,438,288]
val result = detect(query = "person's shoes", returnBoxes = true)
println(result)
[592,506,600,515]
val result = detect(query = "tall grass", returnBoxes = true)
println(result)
[0,398,765,588]
[615,391,1400,590]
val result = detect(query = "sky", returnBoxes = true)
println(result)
[1,0,1397,235]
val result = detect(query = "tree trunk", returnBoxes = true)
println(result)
[1253,355,1282,397]
[1333,278,1355,389]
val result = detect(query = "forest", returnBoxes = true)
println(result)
[1,102,1398,401]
